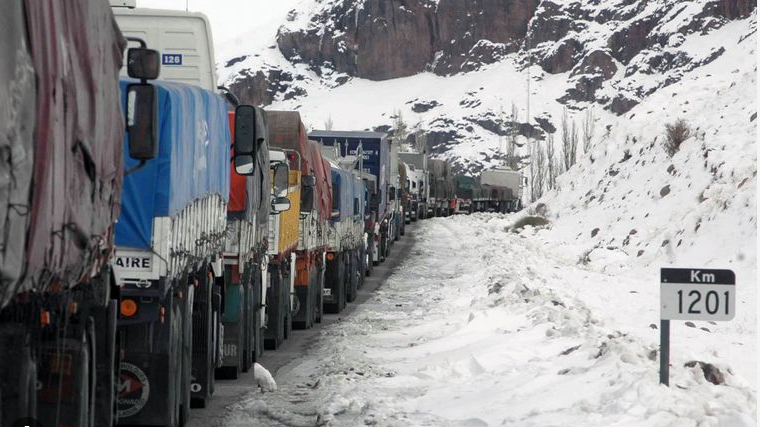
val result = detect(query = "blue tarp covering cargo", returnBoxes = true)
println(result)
[115,79,230,249]
[330,164,354,222]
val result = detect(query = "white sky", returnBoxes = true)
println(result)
[136,0,295,61]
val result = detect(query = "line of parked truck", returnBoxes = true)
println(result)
[1,2,518,426]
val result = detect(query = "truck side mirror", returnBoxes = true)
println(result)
[233,105,259,175]
[301,187,314,213]
[127,48,160,80]
[302,175,316,187]
[271,196,291,213]
[273,163,289,198]
[388,187,396,201]
[126,83,158,161]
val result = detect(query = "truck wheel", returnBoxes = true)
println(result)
[191,269,215,408]
[0,324,37,423]
[264,268,285,350]
[346,252,358,303]
[315,263,325,323]
[338,255,348,312]
[180,284,194,426]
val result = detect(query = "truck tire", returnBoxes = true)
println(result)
[94,301,117,427]
[346,251,358,303]
[251,266,263,363]
[191,269,215,409]
[264,267,286,350]
[0,324,37,424]
[179,284,194,426]
[315,261,325,323]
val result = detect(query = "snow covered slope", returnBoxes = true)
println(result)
[218,0,755,176]
[225,217,756,426]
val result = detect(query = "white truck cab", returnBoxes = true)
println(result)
[111,1,218,91]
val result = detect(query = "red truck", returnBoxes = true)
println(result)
[0,1,159,425]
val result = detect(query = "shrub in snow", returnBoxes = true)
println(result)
[507,216,550,232]
[663,118,691,157]
[684,361,726,385]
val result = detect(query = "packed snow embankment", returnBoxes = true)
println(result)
[225,216,756,427]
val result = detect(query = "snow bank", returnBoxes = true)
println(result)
[224,215,756,426]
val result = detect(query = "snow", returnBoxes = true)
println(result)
[215,1,755,178]
[253,363,278,392]
[223,216,756,426]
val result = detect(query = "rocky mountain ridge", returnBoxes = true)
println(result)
[220,0,755,174]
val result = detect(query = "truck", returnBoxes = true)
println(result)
[389,139,403,242]
[321,147,367,313]
[112,80,232,425]
[399,151,429,220]
[268,112,332,334]
[0,1,159,426]
[472,166,525,213]
[428,159,455,217]
[263,146,301,349]
[309,131,393,267]
[398,162,409,231]
[218,106,288,379]
[111,3,251,422]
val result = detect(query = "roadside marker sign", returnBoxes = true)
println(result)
[659,268,736,386]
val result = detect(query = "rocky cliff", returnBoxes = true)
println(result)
[220,0,755,173]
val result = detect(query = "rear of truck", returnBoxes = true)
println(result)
[479,167,525,213]
[428,159,447,217]
[400,151,429,220]
[0,2,139,426]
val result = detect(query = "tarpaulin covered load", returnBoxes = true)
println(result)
[429,159,447,199]
[320,159,332,220]
[268,111,332,221]
[1,0,126,308]
[312,145,332,222]
[115,79,230,249]
[308,131,391,220]
[330,163,354,222]
[0,1,37,302]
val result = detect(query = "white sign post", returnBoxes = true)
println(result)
[659,268,736,386]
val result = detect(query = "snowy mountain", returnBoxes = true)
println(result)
[218,0,755,173]
[218,0,756,281]
[215,2,757,424]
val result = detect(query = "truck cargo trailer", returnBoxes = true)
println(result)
[219,107,279,380]
[112,78,231,425]
[0,1,159,426]
[309,131,392,267]
[269,112,332,333]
